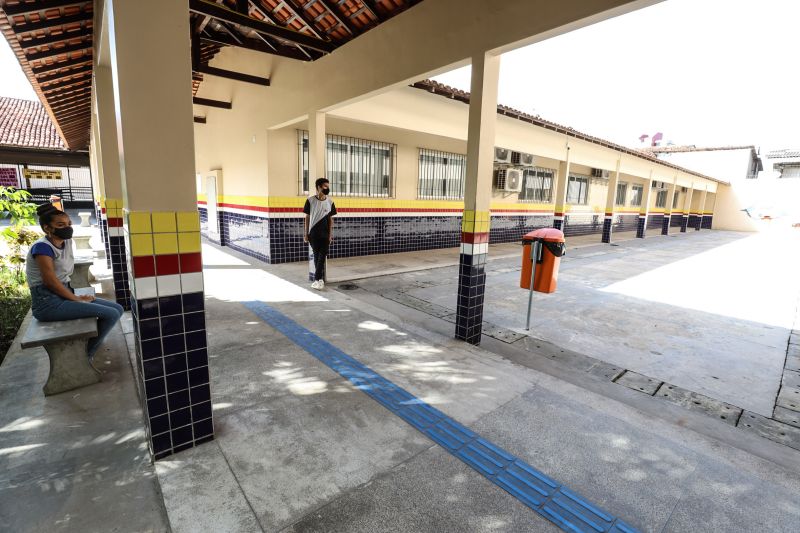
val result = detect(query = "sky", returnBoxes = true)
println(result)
[432,0,800,151]
[0,0,797,151]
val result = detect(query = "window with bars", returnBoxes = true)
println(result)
[630,184,644,207]
[519,167,555,203]
[615,182,628,206]
[672,190,680,209]
[655,189,668,208]
[298,130,395,196]
[566,174,589,205]
[417,148,466,199]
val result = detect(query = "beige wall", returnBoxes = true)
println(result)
[193,85,727,212]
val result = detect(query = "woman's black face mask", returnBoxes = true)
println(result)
[51,226,74,240]
[321,187,330,195]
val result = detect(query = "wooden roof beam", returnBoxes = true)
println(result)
[25,40,92,61]
[31,54,91,75]
[188,0,334,53]
[3,0,87,17]
[10,11,92,35]
[193,96,232,109]
[317,0,359,36]
[280,0,327,40]
[194,64,270,86]
[199,31,310,61]
[359,0,383,22]
[35,62,91,84]
[17,27,91,49]
[40,75,91,93]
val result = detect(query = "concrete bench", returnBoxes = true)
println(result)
[20,317,100,396]
[71,258,94,288]
[78,212,92,227]
[72,234,92,250]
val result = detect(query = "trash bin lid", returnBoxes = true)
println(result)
[522,228,565,243]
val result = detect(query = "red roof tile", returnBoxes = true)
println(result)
[0,96,66,150]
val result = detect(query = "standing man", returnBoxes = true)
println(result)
[304,178,337,289]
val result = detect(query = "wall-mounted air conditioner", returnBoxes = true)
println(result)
[495,168,523,192]
[494,147,512,164]
[514,152,535,167]
[591,168,610,179]
[681,186,688,193]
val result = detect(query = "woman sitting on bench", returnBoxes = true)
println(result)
[26,204,124,359]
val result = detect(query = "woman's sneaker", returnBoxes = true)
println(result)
[311,280,320,290]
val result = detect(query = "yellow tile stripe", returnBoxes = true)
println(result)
[125,211,202,256]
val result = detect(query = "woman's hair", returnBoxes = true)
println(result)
[36,203,68,230]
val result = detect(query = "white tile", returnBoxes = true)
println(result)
[107,226,124,237]
[156,274,182,297]
[475,243,489,255]
[133,277,158,300]
[460,243,473,255]
[181,272,204,294]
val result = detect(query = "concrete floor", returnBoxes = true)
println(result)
[3,228,800,532]
[348,229,800,416]
[154,242,800,532]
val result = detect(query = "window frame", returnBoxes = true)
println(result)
[298,130,396,197]
[566,174,590,205]
[630,184,644,207]
[614,182,628,206]
[417,148,467,200]
[519,166,556,203]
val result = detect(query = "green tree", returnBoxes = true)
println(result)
[0,187,39,284]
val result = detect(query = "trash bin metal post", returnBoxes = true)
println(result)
[525,240,541,330]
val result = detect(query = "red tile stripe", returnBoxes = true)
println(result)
[132,252,202,278]
[108,217,123,227]
[461,232,489,244]
[197,201,552,215]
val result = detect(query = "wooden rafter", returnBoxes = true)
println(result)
[188,0,334,53]
[9,11,92,34]
[31,54,91,75]
[317,0,359,36]
[25,40,91,61]
[17,26,91,48]
[3,1,87,17]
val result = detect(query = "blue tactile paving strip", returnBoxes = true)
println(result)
[244,301,641,533]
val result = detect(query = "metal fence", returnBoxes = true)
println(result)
[0,163,93,205]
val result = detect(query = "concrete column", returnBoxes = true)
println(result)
[552,143,570,231]
[93,65,128,306]
[308,111,326,185]
[696,186,708,231]
[89,100,111,268]
[601,157,621,243]
[681,185,694,233]
[107,0,213,459]
[455,51,499,346]
[636,171,653,238]
[662,175,677,236]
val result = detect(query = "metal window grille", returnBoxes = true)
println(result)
[298,130,395,197]
[566,174,589,205]
[519,167,555,203]
[0,162,93,202]
[672,190,680,209]
[615,182,628,206]
[630,184,644,207]
[655,189,668,208]
[417,148,466,199]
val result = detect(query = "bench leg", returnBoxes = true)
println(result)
[42,339,101,396]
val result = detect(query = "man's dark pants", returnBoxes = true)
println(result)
[309,235,329,281]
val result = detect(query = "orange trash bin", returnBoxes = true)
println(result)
[520,228,566,293]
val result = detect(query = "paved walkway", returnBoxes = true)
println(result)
[346,229,800,417]
[2,230,800,532]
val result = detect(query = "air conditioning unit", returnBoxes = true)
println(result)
[495,168,523,192]
[681,186,688,193]
[514,152,535,167]
[591,168,610,179]
[494,147,512,164]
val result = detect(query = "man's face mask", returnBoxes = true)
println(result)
[321,187,330,195]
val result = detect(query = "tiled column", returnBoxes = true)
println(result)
[696,187,708,231]
[552,149,570,231]
[601,157,621,243]
[456,51,499,345]
[662,177,677,236]
[680,185,694,233]
[92,65,130,309]
[636,172,653,239]
[107,0,213,458]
